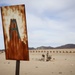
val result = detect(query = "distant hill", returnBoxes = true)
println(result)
[55,44,75,49]
[0,49,5,51]
[29,44,75,50]
[29,47,35,50]
[36,46,53,49]
[1,44,75,50]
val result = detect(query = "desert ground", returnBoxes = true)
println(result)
[0,49,75,75]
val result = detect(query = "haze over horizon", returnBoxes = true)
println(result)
[0,0,75,49]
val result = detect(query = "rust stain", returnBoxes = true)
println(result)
[1,4,29,60]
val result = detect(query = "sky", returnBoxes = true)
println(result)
[0,0,75,49]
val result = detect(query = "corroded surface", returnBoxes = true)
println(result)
[1,5,29,60]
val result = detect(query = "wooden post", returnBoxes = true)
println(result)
[15,60,20,75]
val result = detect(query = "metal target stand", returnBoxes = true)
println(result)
[15,60,20,75]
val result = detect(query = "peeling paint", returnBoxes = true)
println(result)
[1,4,29,60]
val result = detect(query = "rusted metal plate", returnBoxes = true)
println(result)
[1,4,29,60]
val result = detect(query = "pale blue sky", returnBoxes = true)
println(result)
[0,0,75,49]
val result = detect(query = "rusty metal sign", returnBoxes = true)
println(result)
[1,4,29,60]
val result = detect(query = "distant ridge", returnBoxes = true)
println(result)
[29,44,75,50]
[55,44,75,49]
[1,44,75,50]
[29,47,35,50]
[36,46,53,49]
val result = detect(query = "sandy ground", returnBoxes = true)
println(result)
[0,50,75,75]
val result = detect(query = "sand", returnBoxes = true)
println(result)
[0,49,75,75]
